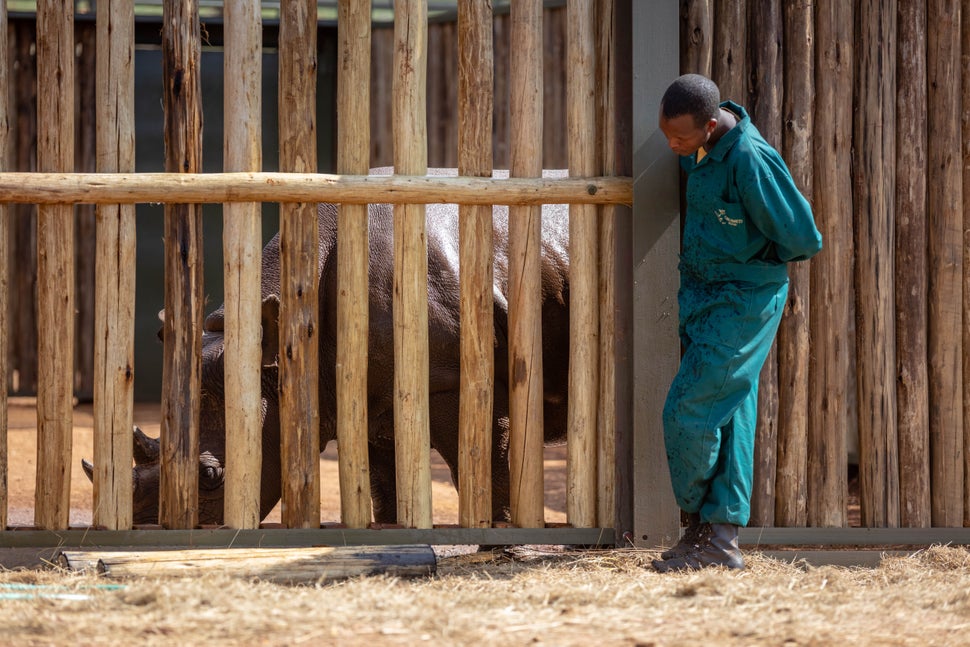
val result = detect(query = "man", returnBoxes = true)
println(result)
[653,74,822,572]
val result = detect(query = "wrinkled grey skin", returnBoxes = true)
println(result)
[89,170,571,525]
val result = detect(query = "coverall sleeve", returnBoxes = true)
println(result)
[739,155,823,263]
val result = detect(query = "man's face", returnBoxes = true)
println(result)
[659,111,716,157]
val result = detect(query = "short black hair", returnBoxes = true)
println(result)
[660,74,720,128]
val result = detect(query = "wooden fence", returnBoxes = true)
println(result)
[0,0,627,537]
[2,8,572,404]
[680,0,968,529]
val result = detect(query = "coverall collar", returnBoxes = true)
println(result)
[697,100,749,164]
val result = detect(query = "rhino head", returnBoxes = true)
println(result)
[83,295,284,526]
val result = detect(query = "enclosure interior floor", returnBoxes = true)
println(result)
[3,397,569,528]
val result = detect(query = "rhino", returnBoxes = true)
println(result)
[86,169,572,525]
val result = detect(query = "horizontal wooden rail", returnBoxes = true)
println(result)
[0,172,632,205]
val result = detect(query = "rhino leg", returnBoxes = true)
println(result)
[368,438,398,524]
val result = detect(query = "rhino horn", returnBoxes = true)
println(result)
[81,458,94,483]
[133,426,161,465]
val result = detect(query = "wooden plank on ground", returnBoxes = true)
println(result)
[59,545,437,584]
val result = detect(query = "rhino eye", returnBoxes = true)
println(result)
[199,465,225,491]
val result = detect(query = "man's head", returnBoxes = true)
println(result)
[658,74,721,156]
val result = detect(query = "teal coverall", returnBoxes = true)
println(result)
[663,101,822,527]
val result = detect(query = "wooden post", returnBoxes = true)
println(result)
[279,0,322,530]
[392,0,432,529]
[926,0,964,527]
[854,0,899,528]
[775,0,814,528]
[680,0,712,76]
[0,0,7,532]
[896,0,930,528]
[596,0,618,530]
[962,0,970,527]
[335,0,369,529]
[747,0,782,528]
[809,0,852,527]
[93,0,136,531]
[508,0,545,529]
[457,0,494,529]
[34,0,74,531]
[712,0,746,101]
[160,0,203,530]
[566,0,598,529]
[223,0,263,529]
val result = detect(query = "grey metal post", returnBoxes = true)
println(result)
[632,1,681,548]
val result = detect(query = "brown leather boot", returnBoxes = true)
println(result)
[652,523,744,572]
[660,512,702,560]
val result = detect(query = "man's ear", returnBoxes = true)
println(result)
[261,294,281,367]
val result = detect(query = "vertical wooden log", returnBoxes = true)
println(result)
[392,0,432,529]
[508,0,545,529]
[712,0,746,101]
[34,0,74,531]
[566,0,598,529]
[807,0,853,528]
[280,0,320,529]
[746,0,782,528]
[160,0,203,530]
[595,0,618,530]
[775,0,814,528]
[223,0,263,529]
[853,0,899,528]
[896,0,930,528]
[680,0,712,76]
[0,0,8,531]
[457,0,494,529]
[962,0,970,527]
[809,0,852,527]
[93,0,136,530]
[926,0,964,526]
[335,0,370,529]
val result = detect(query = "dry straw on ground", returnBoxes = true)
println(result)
[0,544,967,646]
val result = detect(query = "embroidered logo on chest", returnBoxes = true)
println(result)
[715,208,743,227]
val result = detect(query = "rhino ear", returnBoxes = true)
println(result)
[133,426,161,465]
[81,459,94,483]
[261,294,281,367]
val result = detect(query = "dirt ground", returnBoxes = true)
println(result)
[3,397,568,527]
